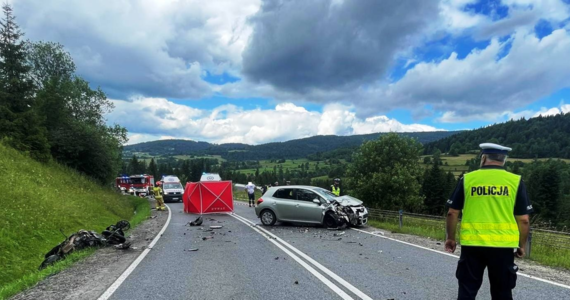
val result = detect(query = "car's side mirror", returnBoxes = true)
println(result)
[313,199,321,204]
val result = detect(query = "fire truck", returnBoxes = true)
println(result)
[115,174,155,196]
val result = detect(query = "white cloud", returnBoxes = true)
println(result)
[382,28,570,121]
[107,97,443,145]
[439,102,570,123]
[16,0,261,98]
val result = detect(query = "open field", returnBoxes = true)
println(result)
[233,158,346,177]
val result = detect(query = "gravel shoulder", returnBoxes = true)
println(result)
[11,198,168,300]
[359,227,570,286]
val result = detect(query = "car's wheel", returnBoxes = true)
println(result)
[260,209,276,226]
[323,213,337,228]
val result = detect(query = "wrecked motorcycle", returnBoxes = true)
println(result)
[39,220,131,270]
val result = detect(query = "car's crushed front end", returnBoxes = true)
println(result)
[326,195,368,227]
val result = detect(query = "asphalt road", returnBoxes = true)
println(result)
[108,202,570,300]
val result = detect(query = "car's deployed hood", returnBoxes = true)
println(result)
[333,195,363,206]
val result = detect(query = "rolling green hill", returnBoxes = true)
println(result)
[424,113,570,158]
[124,131,460,161]
[0,142,149,298]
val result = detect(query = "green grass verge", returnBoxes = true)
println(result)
[368,217,570,270]
[0,197,149,300]
[233,189,263,202]
[368,219,447,241]
[0,142,151,298]
[0,248,96,300]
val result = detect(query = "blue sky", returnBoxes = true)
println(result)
[16,0,570,144]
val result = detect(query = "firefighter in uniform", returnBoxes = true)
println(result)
[331,178,341,196]
[445,143,533,300]
[152,181,166,211]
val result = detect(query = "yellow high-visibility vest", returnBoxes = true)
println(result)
[461,169,520,248]
[331,185,340,196]
[153,186,163,199]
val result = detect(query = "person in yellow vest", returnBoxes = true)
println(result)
[152,181,166,211]
[331,178,341,196]
[445,143,533,300]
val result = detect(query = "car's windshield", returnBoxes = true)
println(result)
[163,183,183,189]
[315,188,337,202]
[130,177,145,184]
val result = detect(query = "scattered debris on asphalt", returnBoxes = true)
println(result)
[186,248,199,251]
[359,243,363,246]
[294,280,299,285]
[436,242,441,245]
[378,250,383,253]
[149,215,157,219]
[333,231,345,236]
[337,238,342,241]
[189,216,203,226]
[275,257,279,260]
[202,236,214,241]
[210,225,223,229]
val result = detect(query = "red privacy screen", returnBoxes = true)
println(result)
[184,181,234,214]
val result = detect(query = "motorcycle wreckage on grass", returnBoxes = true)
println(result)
[39,220,131,270]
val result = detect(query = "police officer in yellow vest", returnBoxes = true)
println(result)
[331,178,341,196]
[445,143,533,300]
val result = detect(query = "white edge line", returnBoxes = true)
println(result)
[351,228,570,290]
[232,213,373,300]
[97,204,173,300]
[229,214,354,300]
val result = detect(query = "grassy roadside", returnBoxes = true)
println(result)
[368,218,570,270]
[0,196,149,300]
[0,142,151,299]
[233,188,263,203]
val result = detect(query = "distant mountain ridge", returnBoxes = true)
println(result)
[424,113,570,158]
[124,131,460,161]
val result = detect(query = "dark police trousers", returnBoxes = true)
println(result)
[456,246,518,300]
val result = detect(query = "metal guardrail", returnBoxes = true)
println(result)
[367,208,570,258]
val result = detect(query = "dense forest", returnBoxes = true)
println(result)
[424,113,570,158]
[124,131,459,161]
[0,6,126,184]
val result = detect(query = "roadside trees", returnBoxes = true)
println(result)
[347,133,424,212]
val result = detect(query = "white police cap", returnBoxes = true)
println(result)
[479,143,512,155]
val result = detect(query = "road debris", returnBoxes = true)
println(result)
[202,236,214,241]
[149,215,157,219]
[114,242,131,250]
[186,248,199,251]
[294,280,299,285]
[210,225,223,229]
[275,257,279,260]
[333,231,345,236]
[189,216,203,226]
[359,243,363,246]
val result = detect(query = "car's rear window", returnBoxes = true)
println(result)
[273,188,296,199]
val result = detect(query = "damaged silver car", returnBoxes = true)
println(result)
[254,185,368,228]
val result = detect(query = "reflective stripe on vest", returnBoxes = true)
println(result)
[461,169,520,248]
[331,186,340,196]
